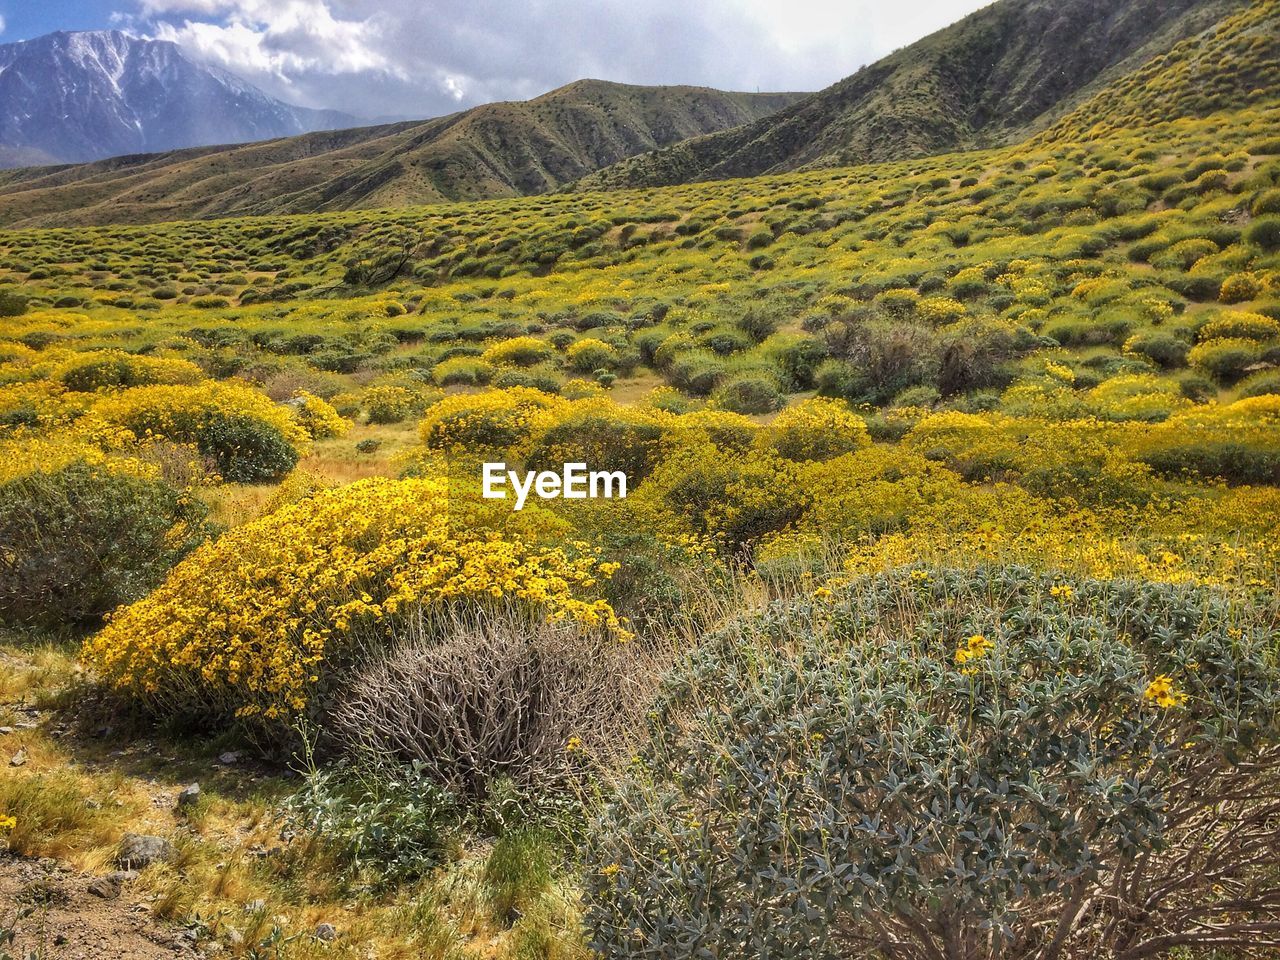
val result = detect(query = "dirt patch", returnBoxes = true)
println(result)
[0,855,198,960]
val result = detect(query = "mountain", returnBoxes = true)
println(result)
[1034,0,1280,144]
[0,81,802,228]
[0,30,354,167]
[574,0,1251,192]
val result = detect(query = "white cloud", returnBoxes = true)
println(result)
[0,14,7,36]
[131,0,991,119]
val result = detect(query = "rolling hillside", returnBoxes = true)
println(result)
[575,0,1251,192]
[0,81,802,229]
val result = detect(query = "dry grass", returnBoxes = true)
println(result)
[0,635,595,958]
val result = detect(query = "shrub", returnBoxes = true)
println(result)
[1246,217,1280,252]
[525,398,670,483]
[639,449,804,554]
[1150,237,1218,271]
[91,382,307,483]
[81,477,622,725]
[332,607,643,801]
[666,350,727,396]
[710,375,785,414]
[585,568,1280,960]
[1237,369,1280,398]
[0,290,28,317]
[362,384,438,424]
[432,356,495,386]
[419,387,566,460]
[480,336,555,368]
[1220,271,1263,303]
[1198,309,1280,342]
[56,350,204,392]
[291,391,351,439]
[566,338,619,373]
[1122,331,1189,368]
[1188,337,1265,383]
[281,760,454,891]
[761,397,870,462]
[1252,189,1280,216]
[0,446,207,627]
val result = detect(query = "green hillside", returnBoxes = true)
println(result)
[576,0,1250,192]
[0,81,802,229]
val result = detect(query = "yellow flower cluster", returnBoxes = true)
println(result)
[91,381,310,448]
[1143,675,1188,709]
[82,477,623,722]
[419,387,567,458]
[291,391,351,440]
[955,634,994,665]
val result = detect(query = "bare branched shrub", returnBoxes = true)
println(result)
[331,606,653,800]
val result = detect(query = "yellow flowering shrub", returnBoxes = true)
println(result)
[361,383,442,424]
[525,396,673,482]
[1196,310,1280,343]
[82,477,622,723]
[671,409,759,453]
[91,382,309,483]
[419,387,567,459]
[480,335,556,367]
[53,349,204,392]
[291,391,351,439]
[566,338,619,372]
[0,380,88,432]
[760,397,870,461]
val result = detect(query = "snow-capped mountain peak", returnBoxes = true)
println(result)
[0,30,355,167]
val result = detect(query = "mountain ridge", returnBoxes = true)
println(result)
[0,80,803,228]
[573,0,1250,192]
[0,30,355,166]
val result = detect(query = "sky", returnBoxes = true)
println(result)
[0,0,993,121]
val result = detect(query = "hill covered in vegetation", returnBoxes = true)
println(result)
[2,2,1280,958]
[0,81,802,229]
[577,0,1251,191]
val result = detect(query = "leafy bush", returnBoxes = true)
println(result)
[761,397,870,462]
[585,568,1280,960]
[566,338,619,373]
[1122,331,1188,368]
[291,391,351,439]
[0,290,28,317]
[480,336,555,367]
[0,449,207,627]
[281,759,455,891]
[81,478,621,725]
[1188,336,1265,383]
[1246,216,1280,251]
[525,398,670,483]
[710,374,785,414]
[91,382,307,483]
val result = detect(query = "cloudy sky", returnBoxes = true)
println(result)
[0,0,992,120]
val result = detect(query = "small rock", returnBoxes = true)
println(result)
[117,833,175,869]
[314,923,337,941]
[216,751,240,766]
[177,783,202,809]
[87,875,123,900]
[243,899,266,913]
[0,726,13,735]
[9,748,26,767]
[226,929,244,947]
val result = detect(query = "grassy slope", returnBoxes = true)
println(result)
[0,82,803,230]
[575,0,1249,192]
